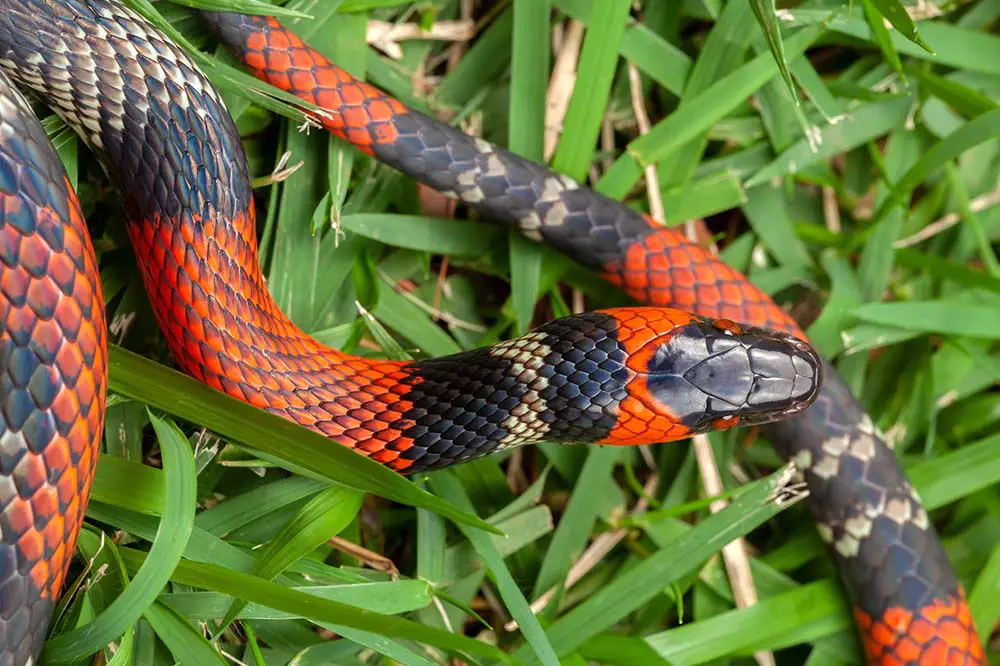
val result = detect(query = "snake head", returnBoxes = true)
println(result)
[639,317,822,434]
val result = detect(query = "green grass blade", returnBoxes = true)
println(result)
[91,454,165,516]
[168,0,312,18]
[194,476,327,537]
[816,13,1000,75]
[852,300,1000,339]
[430,472,560,666]
[866,107,1000,229]
[513,465,803,663]
[510,236,544,336]
[435,7,513,108]
[597,25,822,200]
[44,413,197,662]
[550,0,631,181]
[216,484,363,631]
[907,431,1000,509]
[746,96,912,187]
[504,0,549,339]
[144,601,228,666]
[969,543,1000,637]
[371,283,465,357]
[861,0,905,78]
[866,0,933,53]
[645,580,851,663]
[510,0,549,161]
[551,0,691,95]
[895,248,1000,294]
[909,69,997,118]
[656,0,754,191]
[163,580,433,620]
[104,626,135,666]
[743,184,815,269]
[117,547,506,662]
[749,0,797,100]
[532,447,619,599]
[340,213,500,255]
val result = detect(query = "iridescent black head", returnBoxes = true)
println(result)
[644,318,822,433]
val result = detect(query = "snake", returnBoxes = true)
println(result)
[0,1,984,664]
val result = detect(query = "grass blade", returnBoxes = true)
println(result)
[117,547,505,661]
[866,0,934,53]
[852,300,1000,339]
[430,472,561,666]
[144,601,228,666]
[532,447,619,599]
[750,0,797,100]
[861,0,905,78]
[216,484,363,631]
[513,465,804,663]
[550,0,631,181]
[44,414,197,662]
[746,96,912,187]
[865,106,1000,230]
[597,25,822,200]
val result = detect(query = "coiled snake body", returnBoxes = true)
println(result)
[0,1,985,664]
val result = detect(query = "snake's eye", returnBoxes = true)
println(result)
[640,320,821,431]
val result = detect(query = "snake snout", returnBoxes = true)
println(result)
[644,320,821,433]
[726,328,822,424]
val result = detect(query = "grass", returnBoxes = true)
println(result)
[39,0,1000,664]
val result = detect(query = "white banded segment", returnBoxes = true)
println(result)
[776,364,956,617]
[794,409,930,560]
[0,0,253,226]
[488,332,554,449]
[396,312,631,473]
[0,1,215,147]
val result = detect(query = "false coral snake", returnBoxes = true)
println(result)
[0,2,984,664]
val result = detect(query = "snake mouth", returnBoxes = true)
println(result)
[644,321,822,432]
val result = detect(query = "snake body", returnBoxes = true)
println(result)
[0,1,985,664]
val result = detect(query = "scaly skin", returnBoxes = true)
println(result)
[0,69,106,665]
[0,1,829,662]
